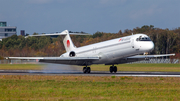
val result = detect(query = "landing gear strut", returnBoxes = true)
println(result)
[109,65,117,73]
[83,66,91,73]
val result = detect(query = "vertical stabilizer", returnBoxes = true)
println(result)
[61,30,76,52]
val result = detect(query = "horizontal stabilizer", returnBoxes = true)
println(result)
[25,30,91,38]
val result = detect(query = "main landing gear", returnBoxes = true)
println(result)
[82,65,117,73]
[83,66,91,73]
[109,65,117,73]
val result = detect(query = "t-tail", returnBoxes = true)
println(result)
[61,30,76,52]
[25,30,90,52]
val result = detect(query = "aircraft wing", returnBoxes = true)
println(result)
[6,57,99,66]
[128,53,175,59]
[106,53,176,65]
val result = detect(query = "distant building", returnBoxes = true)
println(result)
[0,22,7,27]
[20,30,25,36]
[0,21,17,41]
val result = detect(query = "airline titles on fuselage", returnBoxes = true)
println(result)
[119,37,131,42]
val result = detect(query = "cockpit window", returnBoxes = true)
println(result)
[136,36,151,41]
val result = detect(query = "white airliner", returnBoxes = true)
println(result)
[7,30,175,73]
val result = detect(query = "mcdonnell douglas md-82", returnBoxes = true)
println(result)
[7,30,175,73]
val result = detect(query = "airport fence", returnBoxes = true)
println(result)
[0,59,179,64]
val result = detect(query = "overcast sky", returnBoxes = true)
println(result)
[0,0,180,35]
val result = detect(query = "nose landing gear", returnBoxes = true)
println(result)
[83,66,91,73]
[109,65,117,73]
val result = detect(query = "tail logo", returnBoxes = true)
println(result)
[67,40,70,47]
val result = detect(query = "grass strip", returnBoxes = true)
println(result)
[0,64,43,70]
[0,75,180,100]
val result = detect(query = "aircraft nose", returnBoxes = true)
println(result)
[148,42,154,51]
[140,41,154,52]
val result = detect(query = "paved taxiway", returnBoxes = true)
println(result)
[1,70,180,77]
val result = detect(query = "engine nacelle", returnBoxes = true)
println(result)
[69,51,76,57]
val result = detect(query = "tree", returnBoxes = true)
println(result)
[118,30,122,35]
[92,32,103,38]
[0,41,2,49]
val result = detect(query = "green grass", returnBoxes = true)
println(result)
[0,75,180,100]
[0,64,180,72]
[0,64,180,100]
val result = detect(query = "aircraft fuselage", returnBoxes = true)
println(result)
[60,34,154,65]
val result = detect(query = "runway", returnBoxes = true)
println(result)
[1,70,180,77]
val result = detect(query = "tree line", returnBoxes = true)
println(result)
[0,25,180,59]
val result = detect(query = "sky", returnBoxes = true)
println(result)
[0,0,180,35]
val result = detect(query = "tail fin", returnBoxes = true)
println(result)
[61,30,76,52]
[25,29,90,52]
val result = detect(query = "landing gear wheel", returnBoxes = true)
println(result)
[83,67,87,73]
[110,66,113,73]
[87,67,91,73]
[109,66,118,73]
[83,67,91,73]
[113,66,117,73]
